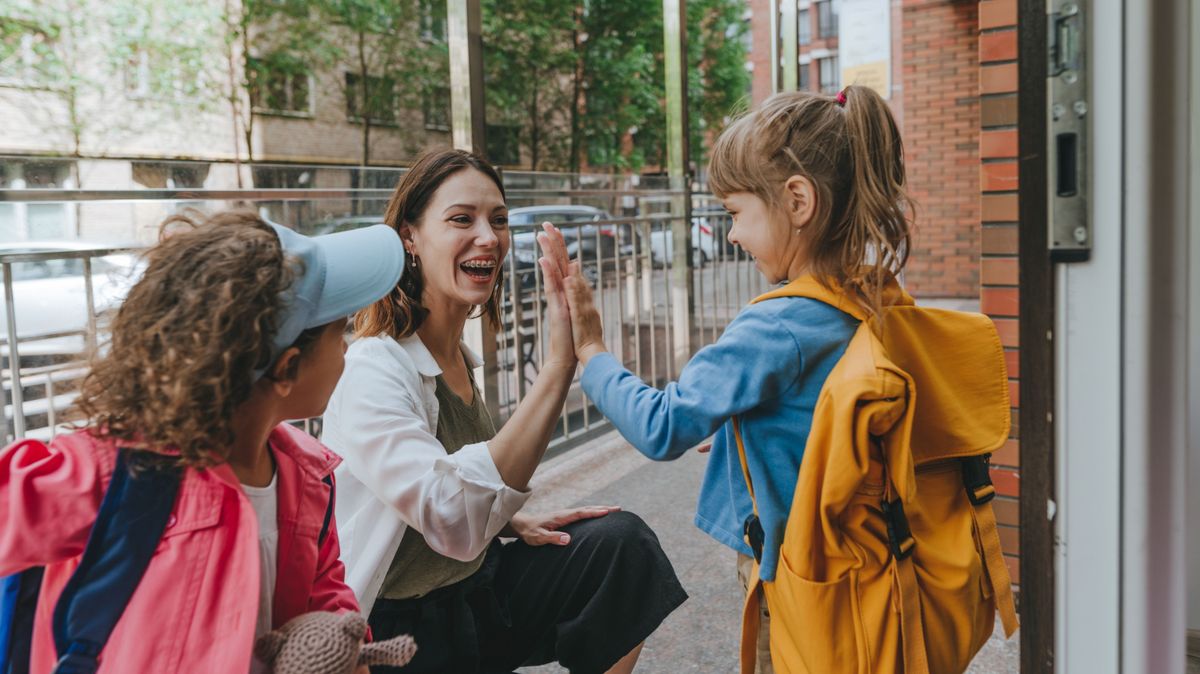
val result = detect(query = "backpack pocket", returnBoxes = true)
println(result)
[763,558,867,674]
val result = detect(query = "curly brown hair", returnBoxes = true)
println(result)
[72,209,311,467]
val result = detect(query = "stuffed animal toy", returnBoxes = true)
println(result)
[254,611,417,674]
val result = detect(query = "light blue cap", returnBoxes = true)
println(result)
[257,222,404,377]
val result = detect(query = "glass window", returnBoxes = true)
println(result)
[799,9,812,46]
[248,56,311,115]
[423,85,451,130]
[817,0,838,39]
[419,0,447,42]
[346,72,397,124]
[819,56,839,94]
[799,62,811,91]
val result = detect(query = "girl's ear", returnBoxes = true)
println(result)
[782,175,816,230]
[267,346,302,394]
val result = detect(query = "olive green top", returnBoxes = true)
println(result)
[379,370,498,600]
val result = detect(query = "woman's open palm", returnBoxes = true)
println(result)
[537,223,577,369]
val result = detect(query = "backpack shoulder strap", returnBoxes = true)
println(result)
[51,449,181,674]
[318,474,334,547]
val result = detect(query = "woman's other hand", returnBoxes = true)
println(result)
[508,506,622,546]
[537,223,577,371]
[563,264,606,365]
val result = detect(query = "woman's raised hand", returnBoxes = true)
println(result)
[563,261,607,365]
[536,223,577,370]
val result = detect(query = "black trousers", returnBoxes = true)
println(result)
[368,511,687,674]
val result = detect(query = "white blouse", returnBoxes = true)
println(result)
[322,334,530,616]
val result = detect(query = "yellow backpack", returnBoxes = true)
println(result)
[734,277,1018,674]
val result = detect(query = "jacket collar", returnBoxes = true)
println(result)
[396,332,483,377]
[754,274,914,321]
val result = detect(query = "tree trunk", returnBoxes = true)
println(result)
[569,6,584,175]
[358,30,371,167]
[529,74,539,171]
[224,0,243,187]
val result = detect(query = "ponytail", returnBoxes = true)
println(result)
[836,85,912,319]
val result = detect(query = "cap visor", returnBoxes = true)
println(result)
[309,224,404,327]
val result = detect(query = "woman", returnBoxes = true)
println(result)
[322,149,686,674]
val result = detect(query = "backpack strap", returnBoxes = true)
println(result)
[961,456,1020,637]
[318,474,334,547]
[51,450,181,674]
[731,418,767,674]
[881,469,931,674]
[1,567,43,674]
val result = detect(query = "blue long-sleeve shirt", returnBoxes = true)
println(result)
[581,295,857,581]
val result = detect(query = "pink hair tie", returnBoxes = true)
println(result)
[835,90,847,107]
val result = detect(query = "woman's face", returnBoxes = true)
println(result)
[405,168,510,311]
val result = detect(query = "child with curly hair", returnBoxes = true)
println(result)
[0,210,405,673]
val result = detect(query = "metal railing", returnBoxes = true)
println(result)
[1,175,768,448]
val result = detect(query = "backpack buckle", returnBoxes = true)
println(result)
[743,514,764,564]
[881,498,916,560]
[961,454,996,505]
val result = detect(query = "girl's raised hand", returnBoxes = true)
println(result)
[563,262,606,365]
[537,223,577,371]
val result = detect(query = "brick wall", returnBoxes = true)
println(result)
[748,0,775,104]
[897,0,980,300]
[977,0,1021,586]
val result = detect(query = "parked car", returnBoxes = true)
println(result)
[0,242,143,369]
[508,205,623,287]
[648,206,731,266]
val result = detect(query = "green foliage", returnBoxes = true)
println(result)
[481,0,748,173]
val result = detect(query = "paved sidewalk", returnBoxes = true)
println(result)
[518,431,1019,673]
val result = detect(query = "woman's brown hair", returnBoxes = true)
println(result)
[355,148,507,340]
[707,86,913,318]
[72,209,316,467]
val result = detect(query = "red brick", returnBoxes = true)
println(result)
[993,496,1020,526]
[980,30,1018,63]
[998,523,1020,554]
[982,225,1018,254]
[981,256,1018,285]
[981,161,1019,192]
[981,129,1019,158]
[994,438,1020,467]
[979,0,1017,30]
[992,466,1020,497]
[982,287,1019,316]
[1004,348,1020,378]
[982,193,1019,222]
[993,318,1020,348]
[1009,380,1021,407]
[980,63,1018,94]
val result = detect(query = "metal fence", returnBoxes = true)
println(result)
[1,167,769,448]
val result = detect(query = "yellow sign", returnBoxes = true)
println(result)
[841,61,890,97]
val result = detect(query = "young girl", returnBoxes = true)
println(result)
[562,86,913,672]
[0,210,405,673]
[322,149,686,674]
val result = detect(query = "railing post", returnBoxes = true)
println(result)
[768,0,781,94]
[448,0,500,419]
[780,0,798,91]
[4,263,24,440]
[664,0,693,373]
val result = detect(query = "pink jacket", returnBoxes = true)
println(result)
[0,423,360,673]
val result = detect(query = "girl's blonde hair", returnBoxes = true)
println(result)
[355,149,505,340]
[708,86,913,318]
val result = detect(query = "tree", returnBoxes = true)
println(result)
[302,0,440,167]
[481,0,575,170]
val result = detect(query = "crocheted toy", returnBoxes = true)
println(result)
[254,611,417,674]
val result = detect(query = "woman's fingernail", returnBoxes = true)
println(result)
[560,534,570,544]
